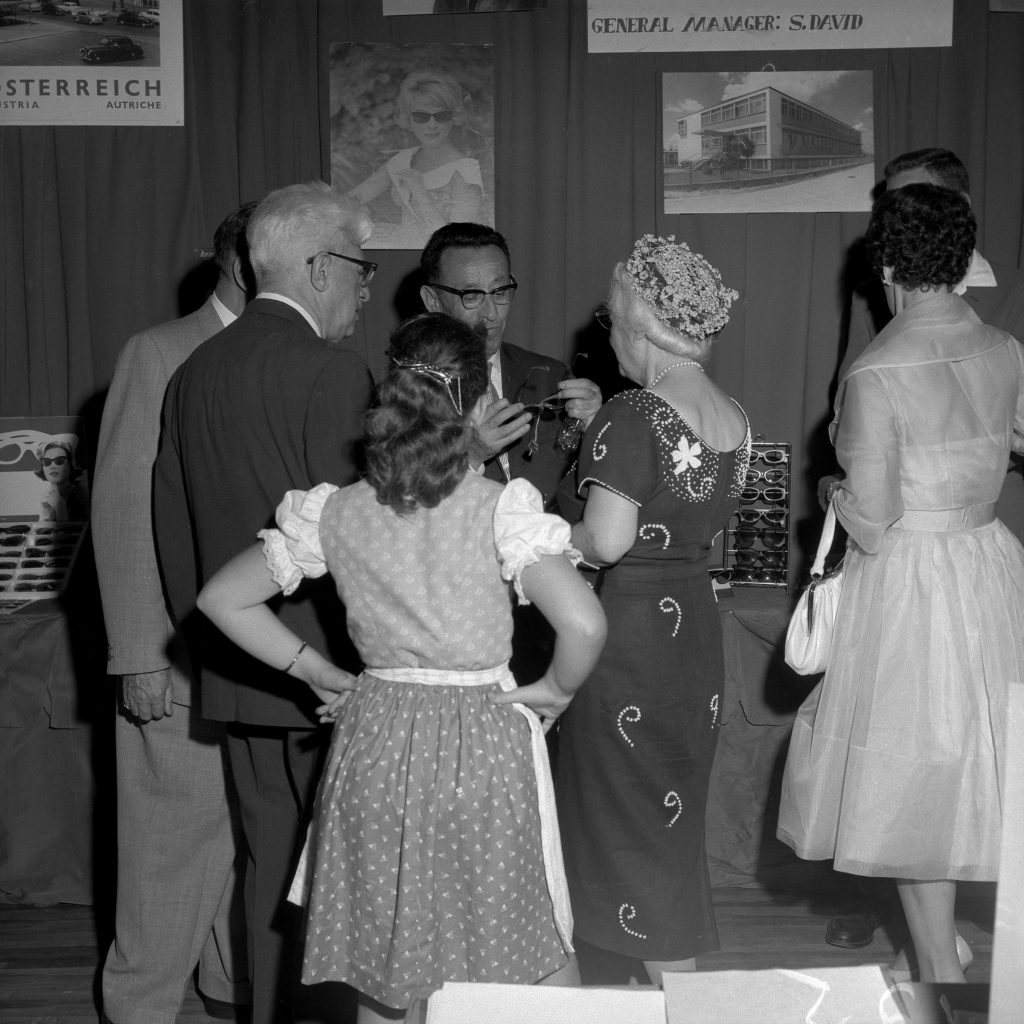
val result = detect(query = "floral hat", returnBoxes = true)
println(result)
[625,234,738,340]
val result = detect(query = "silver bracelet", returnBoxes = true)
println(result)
[284,641,307,674]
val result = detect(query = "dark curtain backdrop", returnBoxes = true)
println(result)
[2,0,1023,573]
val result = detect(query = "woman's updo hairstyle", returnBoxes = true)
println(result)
[364,312,488,514]
[610,234,738,362]
[864,182,975,291]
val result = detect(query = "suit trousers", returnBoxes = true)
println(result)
[225,725,328,1024]
[102,702,249,1024]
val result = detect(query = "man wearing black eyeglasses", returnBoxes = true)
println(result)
[154,182,376,1024]
[420,222,602,507]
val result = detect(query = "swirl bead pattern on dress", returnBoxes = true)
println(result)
[659,596,682,637]
[618,903,648,940]
[639,523,672,549]
[617,705,641,747]
[664,791,682,827]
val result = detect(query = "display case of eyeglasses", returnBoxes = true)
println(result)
[0,520,86,605]
[715,438,791,591]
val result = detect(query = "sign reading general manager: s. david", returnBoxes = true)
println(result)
[587,0,952,52]
[0,0,183,126]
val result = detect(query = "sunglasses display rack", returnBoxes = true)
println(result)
[0,520,87,604]
[717,439,791,591]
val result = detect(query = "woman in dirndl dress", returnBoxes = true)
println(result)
[198,313,606,1022]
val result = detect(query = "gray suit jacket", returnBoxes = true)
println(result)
[92,296,225,706]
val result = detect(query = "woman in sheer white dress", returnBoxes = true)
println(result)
[778,183,1024,983]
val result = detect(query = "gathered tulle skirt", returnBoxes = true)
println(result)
[777,518,1024,880]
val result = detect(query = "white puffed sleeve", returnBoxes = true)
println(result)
[257,483,339,596]
[494,478,582,605]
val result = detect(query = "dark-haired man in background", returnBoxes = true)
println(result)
[94,201,257,1024]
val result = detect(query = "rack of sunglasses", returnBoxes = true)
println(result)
[0,520,86,603]
[713,439,791,591]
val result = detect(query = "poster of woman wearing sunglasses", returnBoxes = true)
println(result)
[0,419,89,608]
[330,43,494,250]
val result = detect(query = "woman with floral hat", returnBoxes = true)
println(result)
[554,236,749,982]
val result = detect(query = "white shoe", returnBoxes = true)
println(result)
[887,934,973,982]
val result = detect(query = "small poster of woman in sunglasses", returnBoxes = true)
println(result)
[35,437,89,523]
[0,418,89,606]
[331,43,494,250]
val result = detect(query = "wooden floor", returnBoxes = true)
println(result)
[0,886,995,1023]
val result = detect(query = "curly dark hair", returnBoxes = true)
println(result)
[863,183,975,291]
[364,313,489,515]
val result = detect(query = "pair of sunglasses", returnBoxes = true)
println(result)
[736,508,787,526]
[749,448,788,465]
[734,528,787,550]
[410,109,454,124]
[745,468,787,486]
[740,486,787,504]
[713,566,787,585]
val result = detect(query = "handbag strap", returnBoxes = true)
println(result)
[809,497,838,578]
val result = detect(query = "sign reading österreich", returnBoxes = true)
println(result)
[587,0,953,52]
[0,0,183,126]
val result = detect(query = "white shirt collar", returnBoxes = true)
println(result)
[210,290,238,328]
[256,292,321,336]
[955,249,997,295]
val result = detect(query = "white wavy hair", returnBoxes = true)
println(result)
[247,181,372,288]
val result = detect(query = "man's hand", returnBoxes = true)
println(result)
[817,473,842,511]
[469,398,531,469]
[121,669,173,722]
[558,377,602,429]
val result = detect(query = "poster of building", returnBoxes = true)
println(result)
[0,0,183,126]
[330,42,494,251]
[663,70,875,215]
[588,0,952,52]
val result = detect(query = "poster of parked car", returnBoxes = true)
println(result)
[662,70,875,214]
[0,0,182,125]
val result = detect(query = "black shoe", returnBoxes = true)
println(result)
[201,995,251,1022]
[825,911,879,948]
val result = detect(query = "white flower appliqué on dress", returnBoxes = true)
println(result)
[671,438,702,475]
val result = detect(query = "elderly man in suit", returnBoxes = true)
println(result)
[93,201,256,1024]
[153,182,376,1024]
[419,222,603,508]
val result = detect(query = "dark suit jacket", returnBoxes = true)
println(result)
[153,298,374,727]
[483,341,573,507]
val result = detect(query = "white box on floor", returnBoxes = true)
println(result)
[663,965,908,1024]
[422,982,666,1024]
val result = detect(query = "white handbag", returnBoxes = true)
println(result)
[784,497,844,675]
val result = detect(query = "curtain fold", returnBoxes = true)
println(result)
[1,0,1020,571]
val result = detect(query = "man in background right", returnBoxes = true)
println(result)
[821,147,1024,952]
